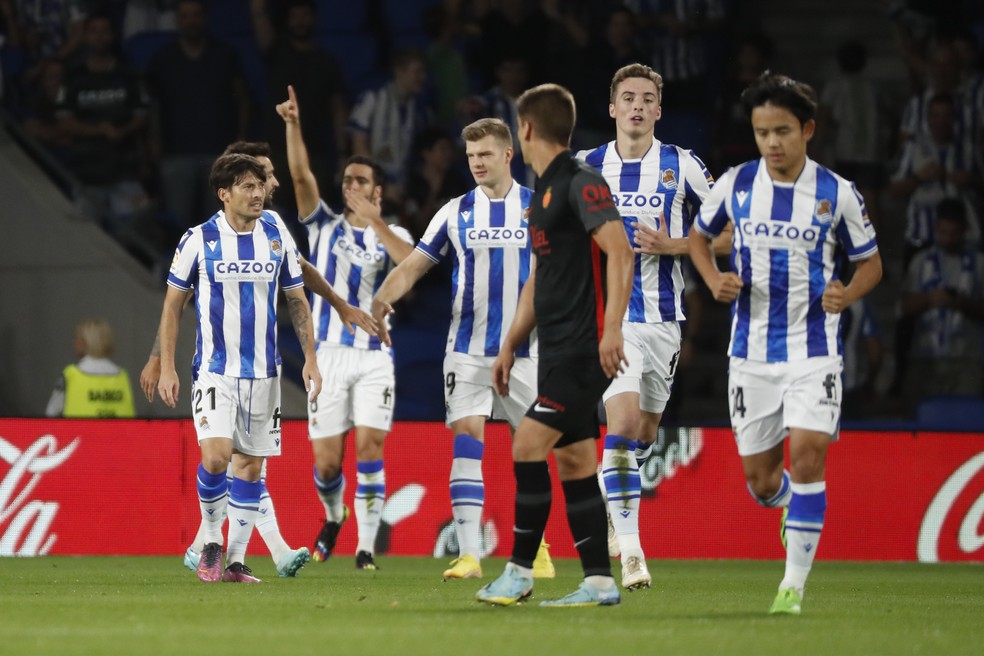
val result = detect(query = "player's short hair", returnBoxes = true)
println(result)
[936,197,968,227]
[516,83,576,147]
[223,141,272,159]
[609,63,664,103]
[75,318,115,359]
[740,72,818,125]
[209,153,267,193]
[461,118,513,148]
[343,155,385,189]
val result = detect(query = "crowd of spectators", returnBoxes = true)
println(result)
[0,0,981,420]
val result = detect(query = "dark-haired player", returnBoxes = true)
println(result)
[689,73,882,614]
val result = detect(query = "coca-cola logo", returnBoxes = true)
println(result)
[917,451,984,563]
[0,434,80,556]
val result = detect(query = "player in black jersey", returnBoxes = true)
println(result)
[477,84,634,607]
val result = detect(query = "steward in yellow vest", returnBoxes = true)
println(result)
[62,364,135,418]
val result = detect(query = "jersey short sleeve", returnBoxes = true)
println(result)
[166,229,201,291]
[277,222,305,290]
[416,200,454,262]
[569,168,620,233]
[834,183,878,261]
[694,167,735,237]
[347,89,377,134]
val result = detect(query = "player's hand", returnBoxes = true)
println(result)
[822,280,848,313]
[598,325,628,378]
[370,298,394,347]
[339,303,379,337]
[275,85,300,123]
[345,189,384,226]
[302,357,323,402]
[709,271,743,303]
[158,369,180,409]
[492,350,515,396]
[631,215,673,255]
[139,356,161,402]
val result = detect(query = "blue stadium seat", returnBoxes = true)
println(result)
[220,35,268,106]
[315,32,383,98]
[917,395,984,431]
[123,31,177,73]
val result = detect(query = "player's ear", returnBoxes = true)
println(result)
[504,146,513,165]
[802,119,816,142]
[609,103,616,119]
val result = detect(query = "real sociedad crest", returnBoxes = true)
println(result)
[270,239,282,256]
[661,169,678,189]
[815,199,834,224]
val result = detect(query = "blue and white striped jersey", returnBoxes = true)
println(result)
[416,182,535,357]
[304,201,414,351]
[167,210,304,379]
[576,138,714,323]
[695,158,879,363]
[891,134,982,247]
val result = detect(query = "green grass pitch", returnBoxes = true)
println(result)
[0,556,981,656]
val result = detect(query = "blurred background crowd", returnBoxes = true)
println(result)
[1,0,982,424]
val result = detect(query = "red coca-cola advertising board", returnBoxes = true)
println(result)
[1,419,981,562]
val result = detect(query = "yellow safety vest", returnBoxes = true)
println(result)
[62,364,135,418]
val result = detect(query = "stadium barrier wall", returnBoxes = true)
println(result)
[1,418,982,562]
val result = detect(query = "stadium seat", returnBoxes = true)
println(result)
[220,35,268,106]
[315,32,382,98]
[916,395,984,431]
[123,31,177,73]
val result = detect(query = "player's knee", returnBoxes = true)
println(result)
[200,453,228,475]
[745,470,782,503]
[315,462,342,481]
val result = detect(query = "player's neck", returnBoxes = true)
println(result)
[766,157,808,184]
[224,212,257,233]
[481,179,513,200]
[615,131,653,160]
[529,143,568,177]
[344,210,368,229]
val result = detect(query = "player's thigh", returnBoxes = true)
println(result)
[232,376,283,458]
[308,347,355,438]
[783,356,842,439]
[443,352,495,427]
[351,350,395,432]
[192,372,239,443]
[728,358,786,457]
[530,356,610,449]
[638,322,682,414]
[493,356,537,430]
[602,323,645,406]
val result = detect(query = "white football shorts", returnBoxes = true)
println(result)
[308,345,395,439]
[191,370,283,457]
[603,320,682,414]
[443,351,536,429]
[728,355,843,456]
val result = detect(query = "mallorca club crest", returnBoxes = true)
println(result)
[270,239,282,256]
[542,187,552,209]
[661,168,678,189]
[815,199,834,224]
